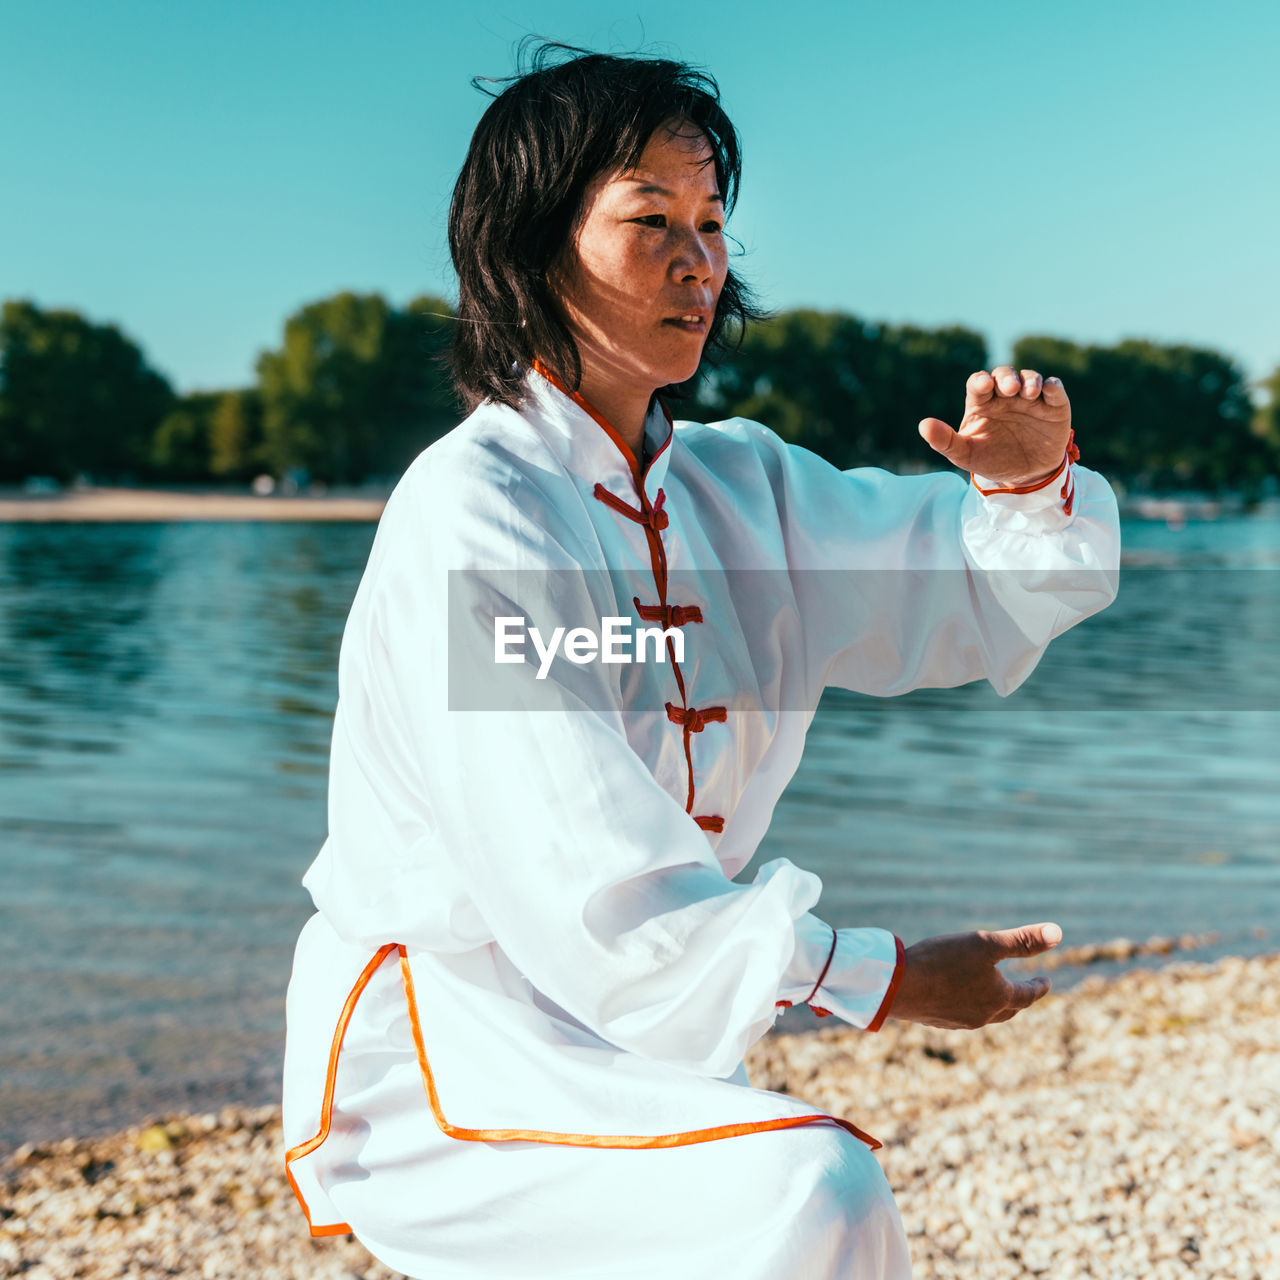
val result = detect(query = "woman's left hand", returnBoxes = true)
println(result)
[917,366,1072,487]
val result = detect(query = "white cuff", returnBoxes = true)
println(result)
[971,456,1076,517]
[778,913,903,1030]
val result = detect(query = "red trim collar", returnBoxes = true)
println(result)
[531,360,673,491]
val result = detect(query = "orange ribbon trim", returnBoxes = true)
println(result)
[284,944,884,1236]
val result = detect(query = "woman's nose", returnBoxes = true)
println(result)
[671,227,714,284]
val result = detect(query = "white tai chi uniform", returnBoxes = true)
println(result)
[283,366,1120,1279]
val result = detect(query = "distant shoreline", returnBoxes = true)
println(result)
[2,484,1276,525]
[0,486,387,522]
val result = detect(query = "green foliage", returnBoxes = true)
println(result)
[1254,364,1280,452]
[1011,335,1267,493]
[254,291,459,484]
[144,387,267,484]
[151,391,221,481]
[208,388,266,479]
[0,299,174,483]
[694,310,986,469]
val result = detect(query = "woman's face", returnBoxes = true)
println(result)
[553,121,730,400]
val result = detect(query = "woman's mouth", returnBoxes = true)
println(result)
[662,314,708,334]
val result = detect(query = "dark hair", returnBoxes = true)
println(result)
[447,42,761,410]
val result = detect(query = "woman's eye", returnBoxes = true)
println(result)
[630,213,722,233]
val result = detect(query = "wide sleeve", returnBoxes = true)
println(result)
[712,423,1119,1031]
[303,459,887,1077]
[740,419,1121,699]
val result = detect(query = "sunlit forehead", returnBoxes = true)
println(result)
[621,175,724,205]
[617,122,723,203]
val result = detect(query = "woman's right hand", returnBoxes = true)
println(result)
[887,923,1062,1029]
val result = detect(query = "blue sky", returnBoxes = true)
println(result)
[3,0,1277,402]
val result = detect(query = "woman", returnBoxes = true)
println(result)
[283,47,1120,1279]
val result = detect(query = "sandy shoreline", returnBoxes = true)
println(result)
[0,487,386,522]
[3,952,1277,1279]
[3,486,1273,526]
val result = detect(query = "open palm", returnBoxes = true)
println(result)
[918,366,1073,488]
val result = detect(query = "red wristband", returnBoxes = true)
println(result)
[971,429,1080,511]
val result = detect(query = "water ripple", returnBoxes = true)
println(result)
[1,514,1277,1148]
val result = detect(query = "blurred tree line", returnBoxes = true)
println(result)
[2,292,1278,496]
[0,293,458,487]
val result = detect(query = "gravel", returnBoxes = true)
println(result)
[3,952,1277,1279]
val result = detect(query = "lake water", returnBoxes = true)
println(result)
[1,513,1277,1150]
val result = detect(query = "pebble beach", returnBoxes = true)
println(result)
[2,951,1277,1279]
